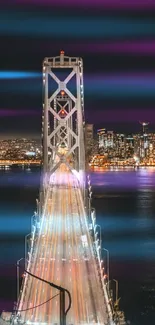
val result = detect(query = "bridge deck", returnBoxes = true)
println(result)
[19,164,108,325]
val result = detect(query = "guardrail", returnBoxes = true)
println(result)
[87,174,126,325]
[15,221,37,320]
[12,176,54,324]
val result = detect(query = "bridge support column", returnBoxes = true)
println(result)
[60,290,66,325]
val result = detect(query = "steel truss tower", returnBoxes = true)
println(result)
[42,51,85,192]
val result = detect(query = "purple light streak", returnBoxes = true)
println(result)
[0,109,40,117]
[86,108,155,124]
[4,0,155,10]
[91,169,155,190]
[66,40,155,56]
[28,40,155,57]
[85,72,155,82]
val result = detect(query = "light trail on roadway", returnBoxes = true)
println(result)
[18,163,109,325]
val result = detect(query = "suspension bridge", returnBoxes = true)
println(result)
[2,52,126,325]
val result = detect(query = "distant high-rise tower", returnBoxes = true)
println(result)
[139,121,149,134]
[139,121,149,159]
[97,128,106,150]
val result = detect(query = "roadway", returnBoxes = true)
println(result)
[19,163,109,325]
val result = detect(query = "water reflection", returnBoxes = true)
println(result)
[91,168,155,190]
[91,168,155,325]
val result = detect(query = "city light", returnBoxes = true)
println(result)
[0,138,42,164]
[88,123,155,168]
[26,151,36,156]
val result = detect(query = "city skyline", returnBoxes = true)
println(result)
[1,122,155,164]
[0,120,154,140]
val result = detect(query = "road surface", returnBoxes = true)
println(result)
[19,164,108,325]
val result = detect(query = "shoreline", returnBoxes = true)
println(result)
[90,165,155,171]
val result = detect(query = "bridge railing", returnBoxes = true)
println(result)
[13,169,56,324]
[15,221,37,319]
[17,178,54,315]
[87,174,126,325]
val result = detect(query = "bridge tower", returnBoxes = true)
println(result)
[42,51,85,194]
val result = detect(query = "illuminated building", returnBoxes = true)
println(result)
[107,131,114,147]
[85,124,94,166]
[125,135,134,159]
[140,121,149,134]
[139,122,149,159]
[148,133,155,159]
[133,134,140,158]
[114,133,126,159]
[97,128,106,149]
[92,123,155,167]
[0,138,42,160]
[97,128,114,157]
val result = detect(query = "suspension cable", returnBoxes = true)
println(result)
[17,293,59,312]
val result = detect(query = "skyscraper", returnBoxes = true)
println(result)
[139,122,149,159]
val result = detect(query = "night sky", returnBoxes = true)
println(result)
[0,0,155,138]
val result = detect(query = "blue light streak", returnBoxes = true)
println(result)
[99,216,155,260]
[106,238,155,259]
[0,11,155,38]
[0,74,155,98]
[0,71,41,79]
[0,216,29,234]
